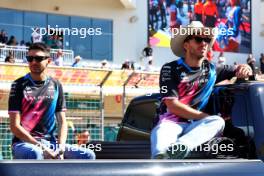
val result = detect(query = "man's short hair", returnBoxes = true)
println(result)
[28,42,50,56]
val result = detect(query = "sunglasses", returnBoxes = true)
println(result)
[26,56,49,62]
[192,36,212,44]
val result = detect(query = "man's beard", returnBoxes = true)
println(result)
[190,49,205,60]
[30,66,45,74]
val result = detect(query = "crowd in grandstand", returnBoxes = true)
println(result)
[0,28,63,49]
[1,29,160,71]
[1,30,263,74]
[4,52,15,63]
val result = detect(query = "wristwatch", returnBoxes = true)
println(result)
[57,147,65,156]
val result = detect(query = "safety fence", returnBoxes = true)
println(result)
[0,63,159,159]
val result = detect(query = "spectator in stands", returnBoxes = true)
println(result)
[31,27,43,43]
[52,35,63,49]
[7,35,18,46]
[0,29,4,42]
[20,40,26,47]
[5,55,15,63]
[8,42,95,160]
[43,33,54,47]
[25,42,31,47]
[142,44,153,63]
[217,52,226,67]
[0,29,8,44]
[72,55,82,67]
[57,36,63,49]
[54,49,64,66]
[259,53,264,74]
[121,60,130,70]
[247,54,256,65]
[0,42,5,48]
[145,58,154,72]
[247,54,257,79]
[76,130,90,146]
[130,61,135,70]
[17,40,27,50]
[101,59,109,69]
[4,51,16,63]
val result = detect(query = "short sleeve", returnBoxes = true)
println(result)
[55,82,66,112]
[159,63,179,99]
[8,81,23,113]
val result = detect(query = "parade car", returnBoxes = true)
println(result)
[93,79,264,161]
[3,77,264,176]
[2,80,264,176]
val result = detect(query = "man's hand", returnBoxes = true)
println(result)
[57,154,64,160]
[43,148,58,159]
[55,147,65,160]
[42,146,65,160]
[235,64,253,79]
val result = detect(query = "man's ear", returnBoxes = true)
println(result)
[47,58,52,65]
[183,42,188,51]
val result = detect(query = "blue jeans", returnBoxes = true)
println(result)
[12,140,96,160]
[150,115,225,158]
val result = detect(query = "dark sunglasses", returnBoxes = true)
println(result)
[192,36,212,44]
[26,56,49,62]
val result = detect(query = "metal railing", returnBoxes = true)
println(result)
[0,45,74,64]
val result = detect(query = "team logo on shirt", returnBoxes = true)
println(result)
[180,72,186,79]
[48,85,55,94]
[25,86,33,93]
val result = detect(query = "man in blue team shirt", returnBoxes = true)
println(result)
[151,21,253,159]
[8,42,95,160]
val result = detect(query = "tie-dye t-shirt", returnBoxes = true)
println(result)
[8,73,66,143]
[159,59,235,124]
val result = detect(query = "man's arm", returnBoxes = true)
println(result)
[160,62,209,120]
[216,65,236,83]
[8,81,38,144]
[164,98,209,120]
[216,64,252,83]
[55,81,67,158]
[56,111,67,151]
[9,113,39,145]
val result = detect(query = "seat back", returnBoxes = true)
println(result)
[117,93,160,141]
